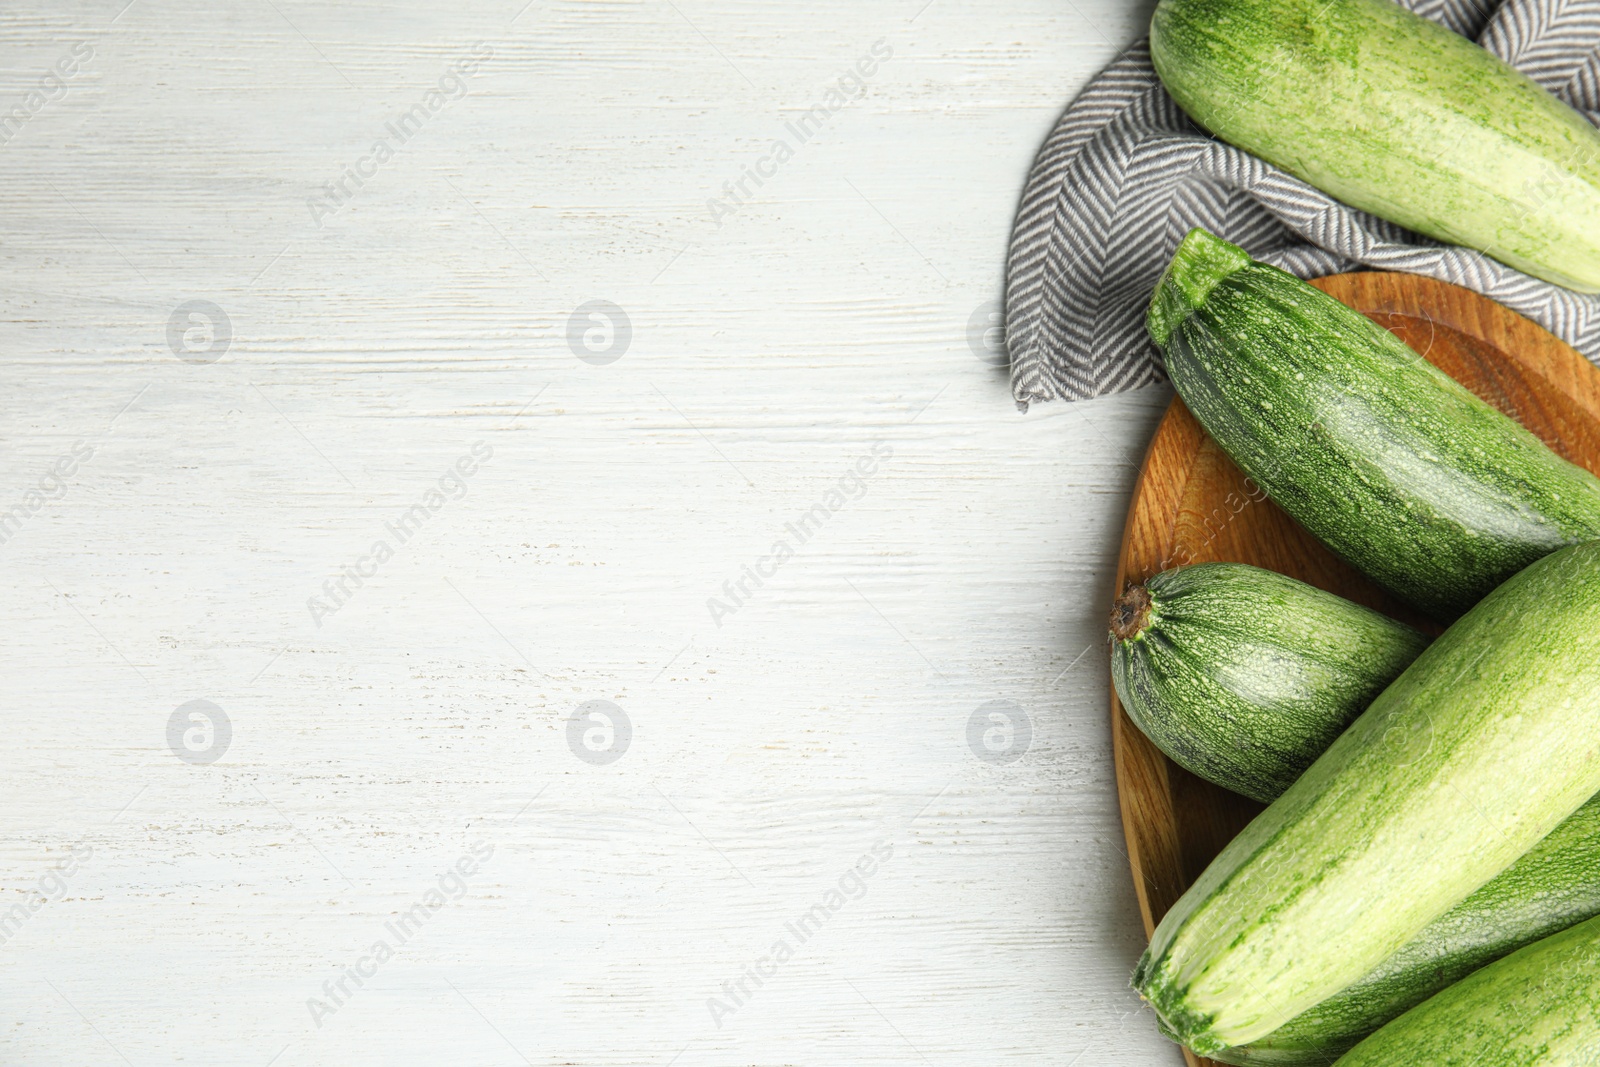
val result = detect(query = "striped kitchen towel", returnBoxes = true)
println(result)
[1005,0,1600,408]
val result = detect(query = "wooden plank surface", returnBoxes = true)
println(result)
[0,1,1181,1064]
[1111,271,1600,1067]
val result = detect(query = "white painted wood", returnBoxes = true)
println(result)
[0,1,1181,1063]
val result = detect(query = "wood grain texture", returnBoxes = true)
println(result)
[0,2,1185,1066]
[1110,272,1600,1067]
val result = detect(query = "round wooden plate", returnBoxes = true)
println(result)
[1110,272,1600,1067]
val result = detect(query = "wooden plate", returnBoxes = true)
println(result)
[1110,272,1600,1067]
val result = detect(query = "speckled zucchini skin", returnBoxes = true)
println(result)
[1149,228,1600,619]
[1134,542,1600,1054]
[1150,0,1600,292]
[1335,912,1600,1066]
[1214,793,1600,1064]
[1110,563,1427,803]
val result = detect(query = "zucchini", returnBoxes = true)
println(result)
[1150,0,1600,292]
[1134,541,1600,1054]
[1109,562,1428,803]
[1215,793,1600,1064]
[1334,912,1600,1066]
[1115,564,1600,1062]
[1149,228,1600,618]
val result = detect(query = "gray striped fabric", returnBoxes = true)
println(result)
[1005,0,1600,408]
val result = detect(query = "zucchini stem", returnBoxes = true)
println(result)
[1147,227,1252,347]
[1110,584,1154,642]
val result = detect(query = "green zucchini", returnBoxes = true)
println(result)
[1109,562,1428,803]
[1114,565,1600,1061]
[1134,540,1600,1055]
[1334,912,1600,1066]
[1215,793,1600,1064]
[1150,0,1600,292]
[1149,228,1600,618]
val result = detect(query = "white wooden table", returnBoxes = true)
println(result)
[0,1,1179,1063]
